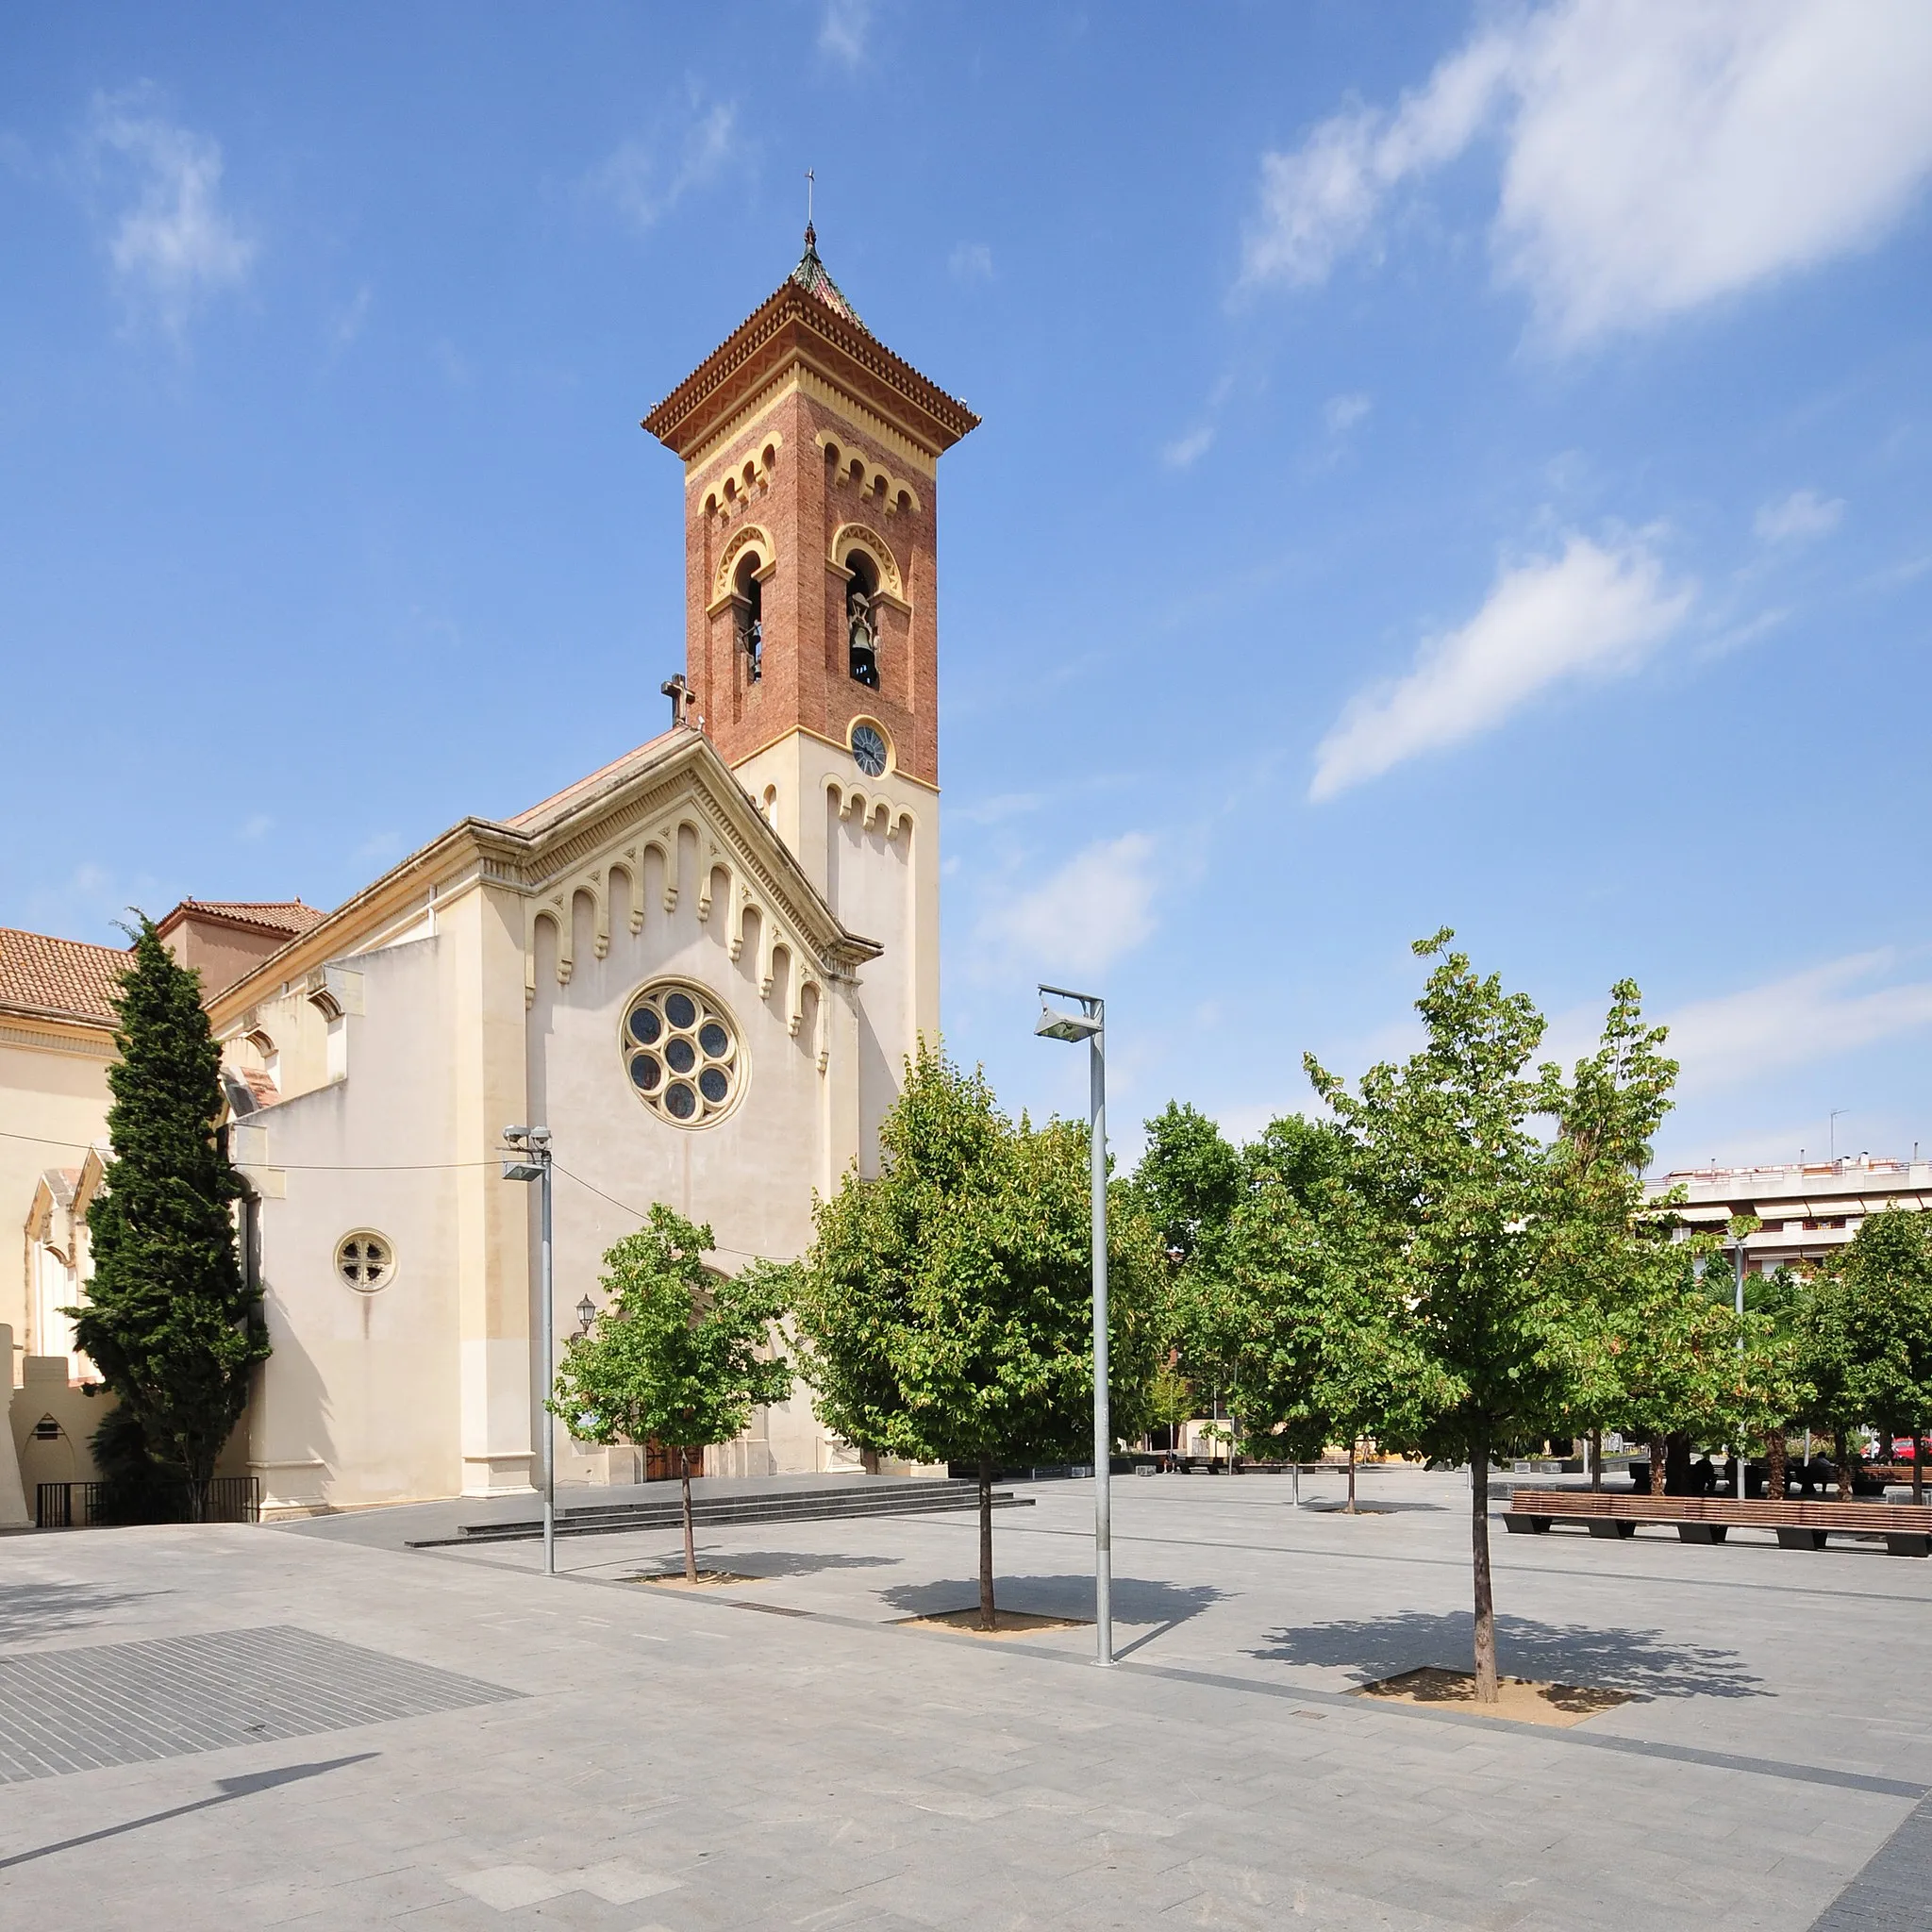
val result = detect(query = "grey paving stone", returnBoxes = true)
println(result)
[0,1622,520,1782]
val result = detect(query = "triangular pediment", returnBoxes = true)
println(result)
[508,730,875,1063]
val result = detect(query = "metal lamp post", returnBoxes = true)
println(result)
[1731,1221,1748,1501]
[502,1125,556,1576]
[1036,984,1113,1668]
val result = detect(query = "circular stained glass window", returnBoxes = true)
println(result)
[619,981,742,1127]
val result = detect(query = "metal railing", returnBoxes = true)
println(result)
[35,1476,261,1529]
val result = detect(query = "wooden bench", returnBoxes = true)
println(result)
[1504,1488,1932,1557]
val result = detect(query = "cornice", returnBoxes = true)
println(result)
[644,285,977,465]
[0,1010,116,1058]
[729,725,941,797]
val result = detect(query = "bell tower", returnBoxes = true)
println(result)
[642,231,977,1162]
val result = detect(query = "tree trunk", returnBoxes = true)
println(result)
[1589,1426,1603,1492]
[1835,1428,1854,1502]
[679,1448,698,1582]
[977,1457,996,1631]
[1470,1424,1497,1704]
[1914,1428,1924,1507]
[1764,1429,1787,1503]
[186,1474,209,1525]
[1665,1432,1693,1495]
[1648,1434,1668,1496]
[1345,1441,1357,1513]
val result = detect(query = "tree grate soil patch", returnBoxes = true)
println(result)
[0,1623,521,1782]
[1351,1665,1637,1727]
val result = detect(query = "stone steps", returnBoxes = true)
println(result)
[407,1479,1031,1547]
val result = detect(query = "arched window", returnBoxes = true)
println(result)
[844,551,879,689]
[734,551,763,684]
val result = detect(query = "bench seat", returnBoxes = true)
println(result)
[1503,1488,1931,1557]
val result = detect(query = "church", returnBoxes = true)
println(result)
[3,232,977,1516]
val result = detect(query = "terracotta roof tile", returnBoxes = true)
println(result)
[164,900,328,937]
[0,929,129,1025]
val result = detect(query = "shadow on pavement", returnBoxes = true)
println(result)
[697,1550,899,1579]
[0,1754,377,1869]
[1249,1610,1768,1699]
[880,1573,1226,1646]
[0,1583,167,1647]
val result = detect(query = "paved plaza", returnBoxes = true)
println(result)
[2,1467,1929,1929]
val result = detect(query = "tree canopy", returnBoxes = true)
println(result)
[792,1041,1163,1625]
[552,1204,792,1579]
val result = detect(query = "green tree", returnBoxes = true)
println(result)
[1215,1155,1438,1509]
[792,1042,1163,1628]
[1838,1208,1932,1505]
[552,1205,793,1580]
[1796,1261,1867,1500]
[1127,1101,1241,1272]
[1536,979,1680,1488]
[1307,931,1569,1703]
[73,916,268,1522]
[1129,1103,1243,1460]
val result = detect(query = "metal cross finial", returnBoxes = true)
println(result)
[807,168,814,230]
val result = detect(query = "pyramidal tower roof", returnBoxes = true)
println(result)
[642,228,977,462]
[788,222,863,328]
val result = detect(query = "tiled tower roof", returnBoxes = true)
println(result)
[788,224,864,328]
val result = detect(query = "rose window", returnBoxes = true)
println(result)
[335,1230,394,1291]
[623,982,741,1125]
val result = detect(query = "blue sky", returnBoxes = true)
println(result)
[4,2,1930,1174]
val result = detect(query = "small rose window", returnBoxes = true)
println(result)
[622,982,741,1126]
[336,1230,394,1292]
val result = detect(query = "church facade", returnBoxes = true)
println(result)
[6,235,976,1517]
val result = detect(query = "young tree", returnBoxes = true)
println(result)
[73,916,268,1522]
[792,1042,1162,1628]
[1214,1158,1439,1510]
[552,1205,793,1580]
[1796,1262,1867,1500]
[1127,1101,1242,1274]
[1537,980,1679,1489]
[1839,1208,1932,1504]
[1307,931,1569,1703]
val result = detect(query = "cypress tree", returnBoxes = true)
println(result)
[74,915,270,1521]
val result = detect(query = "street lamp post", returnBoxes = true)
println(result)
[1036,984,1113,1668]
[1731,1222,1748,1501]
[502,1125,556,1576]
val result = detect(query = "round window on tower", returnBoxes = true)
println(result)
[618,981,744,1128]
[336,1230,395,1293]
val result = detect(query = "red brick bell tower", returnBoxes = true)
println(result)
[641,227,978,789]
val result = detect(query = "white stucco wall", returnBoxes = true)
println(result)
[238,933,465,1513]
[527,845,836,1476]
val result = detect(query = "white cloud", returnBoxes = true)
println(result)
[1756,488,1845,544]
[1162,425,1214,470]
[820,0,874,66]
[978,834,1158,978]
[588,100,736,232]
[237,813,274,842]
[1310,533,1692,800]
[1324,391,1372,435]
[328,284,373,352]
[949,241,992,283]
[88,88,253,332]
[1661,951,1932,1093]
[1241,1,1932,345]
